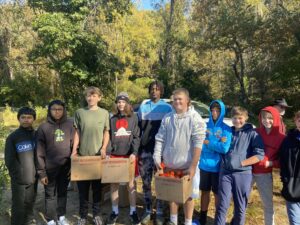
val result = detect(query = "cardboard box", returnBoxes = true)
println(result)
[101,158,131,183]
[155,175,192,204]
[71,156,102,181]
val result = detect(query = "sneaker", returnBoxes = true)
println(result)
[166,221,175,225]
[77,218,87,225]
[107,212,118,225]
[57,216,70,225]
[140,212,151,225]
[130,212,140,225]
[93,215,104,225]
[155,215,164,225]
[47,220,56,225]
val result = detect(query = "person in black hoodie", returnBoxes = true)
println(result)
[36,100,75,225]
[5,107,37,225]
[280,110,300,225]
[106,92,140,225]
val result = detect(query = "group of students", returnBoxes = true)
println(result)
[4,80,300,225]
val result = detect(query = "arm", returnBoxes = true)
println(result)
[100,111,110,159]
[4,135,17,176]
[153,117,167,170]
[208,127,232,154]
[242,131,264,166]
[241,155,260,167]
[130,115,141,157]
[71,129,80,156]
[36,126,47,181]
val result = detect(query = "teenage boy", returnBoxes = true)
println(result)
[36,100,75,225]
[71,87,110,225]
[198,100,232,225]
[153,88,206,225]
[279,111,300,225]
[138,80,173,225]
[5,107,37,225]
[214,106,264,225]
[273,98,291,134]
[252,106,285,225]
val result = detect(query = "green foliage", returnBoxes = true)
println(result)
[0,161,10,206]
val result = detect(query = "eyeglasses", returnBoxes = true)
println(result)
[50,108,63,112]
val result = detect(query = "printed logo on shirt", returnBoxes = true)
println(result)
[115,118,131,137]
[55,129,65,142]
[15,141,34,153]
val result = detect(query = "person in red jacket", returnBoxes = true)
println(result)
[252,106,286,225]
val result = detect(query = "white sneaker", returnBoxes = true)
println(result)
[57,216,70,225]
[47,220,56,225]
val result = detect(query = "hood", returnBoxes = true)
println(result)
[47,100,67,124]
[257,106,282,136]
[208,100,226,127]
[233,123,254,132]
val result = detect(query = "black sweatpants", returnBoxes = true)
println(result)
[44,162,70,221]
[11,180,37,225]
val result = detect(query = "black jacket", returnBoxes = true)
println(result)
[5,126,36,185]
[36,107,74,178]
[109,113,140,156]
[280,128,300,202]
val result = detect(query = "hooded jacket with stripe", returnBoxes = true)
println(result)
[36,107,75,179]
[199,100,232,173]
[5,126,36,185]
[253,106,286,174]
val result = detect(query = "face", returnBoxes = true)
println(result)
[50,104,64,120]
[261,111,273,129]
[173,92,189,113]
[274,105,286,116]
[232,115,247,130]
[211,107,220,121]
[86,93,101,107]
[117,100,127,112]
[19,114,35,128]
[295,117,300,131]
[149,84,161,101]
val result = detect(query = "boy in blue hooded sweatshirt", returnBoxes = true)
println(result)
[214,106,264,225]
[199,100,232,225]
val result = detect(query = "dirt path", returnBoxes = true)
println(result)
[0,173,289,225]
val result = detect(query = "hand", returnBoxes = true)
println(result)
[204,140,209,145]
[100,148,106,159]
[40,177,48,186]
[185,166,196,180]
[265,161,273,168]
[71,151,78,157]
[129,154,136,164]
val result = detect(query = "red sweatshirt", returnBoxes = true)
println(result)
[253,106,286,174]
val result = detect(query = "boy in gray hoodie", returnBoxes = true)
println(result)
[153,88,206,225]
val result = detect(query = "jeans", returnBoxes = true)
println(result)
[253,173,275,225]
[286,201,300,225]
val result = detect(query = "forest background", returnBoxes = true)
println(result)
[0,0,300,115]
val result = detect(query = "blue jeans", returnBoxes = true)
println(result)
[286,201,300,225]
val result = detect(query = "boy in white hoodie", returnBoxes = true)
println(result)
[153,88,206,225]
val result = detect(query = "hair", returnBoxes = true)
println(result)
[48,99,65,110]
[112,102,133,117]
[210,102,221,110]
[172,88,191,106]
[17,107,36,120]
[231,106,248,119]
[261,110,272,119]
[84,86,103,97]
[294,111,300,120]
[148,80,164,96]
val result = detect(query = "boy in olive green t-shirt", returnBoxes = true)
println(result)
[72,86,110,225]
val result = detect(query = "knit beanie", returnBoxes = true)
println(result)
[115,92,130,103]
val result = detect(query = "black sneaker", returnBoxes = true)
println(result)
[130,211,141,225]
[107,212,118,225]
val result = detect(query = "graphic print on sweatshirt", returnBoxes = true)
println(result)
[55,129,65,142]
[114,118,131,137]
[15,141,34,153]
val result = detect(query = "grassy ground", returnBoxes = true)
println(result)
[0,170,288,225]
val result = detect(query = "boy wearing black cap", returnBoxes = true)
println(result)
[36,100,75,225]
[5,107,37,225]
[273,98,292,134]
